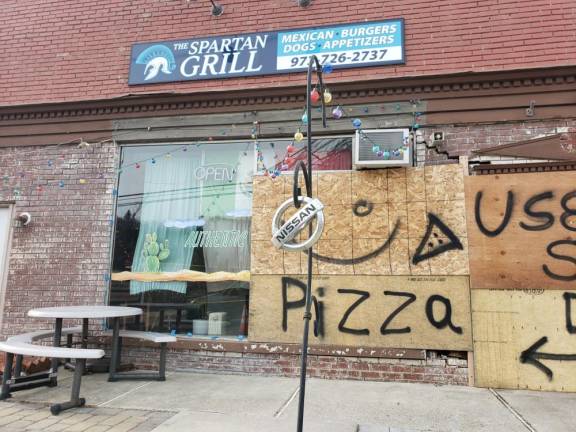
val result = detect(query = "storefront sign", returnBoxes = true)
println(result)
[465,171,576,289]
[194,164,236,182]
[128,19,404,85]
[250,275,472,351]
[184,230,249,248]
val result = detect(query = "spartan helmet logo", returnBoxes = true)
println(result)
[135,45,177,81]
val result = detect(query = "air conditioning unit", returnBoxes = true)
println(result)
[354,129,412,168]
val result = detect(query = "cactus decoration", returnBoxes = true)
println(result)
[142,232,170,272]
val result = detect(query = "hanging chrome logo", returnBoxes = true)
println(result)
[271,196,325,251]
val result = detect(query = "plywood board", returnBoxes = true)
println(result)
[251,164,469,277]
[250,275,472,350]
[473,289,576,392]
[465,171,576,289]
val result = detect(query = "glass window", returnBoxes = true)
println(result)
[257,136,352,173]
[110,137,351,338]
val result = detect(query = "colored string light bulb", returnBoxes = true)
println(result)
[323,89,332,104]
[352,118,362,129]
[310,88,320,104]
[332,106,344,119]
[302,111,308,124]
[294,130,304,142]
[287,145,296,153]
[322,63,333,74]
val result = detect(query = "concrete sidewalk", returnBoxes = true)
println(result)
[2,371,575,431]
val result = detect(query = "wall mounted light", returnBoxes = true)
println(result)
[298,0,312,7]
[210,0,223,16]
[15,212,32,227]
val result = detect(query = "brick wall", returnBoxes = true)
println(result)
[117,344,468,386]
[416,119,576,165]
[0,142,117,336]
[0,0,574,106]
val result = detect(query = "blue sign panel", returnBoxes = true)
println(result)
[128,19,404,85]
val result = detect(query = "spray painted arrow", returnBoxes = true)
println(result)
[520,336,576,380]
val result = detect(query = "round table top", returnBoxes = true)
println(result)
[28,305,143,319]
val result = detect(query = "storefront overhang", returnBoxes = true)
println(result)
[472,160,576,175]
[473,131,576,161]
[1,65,576,148]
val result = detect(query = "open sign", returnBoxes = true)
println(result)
[194,164,235,182]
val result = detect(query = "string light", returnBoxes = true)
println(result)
[294,130,304,142]
[322,63,333,74]
[0,95,423,196]
[323,88,332,104]
[310,88,320,104]
[332,106,344,119]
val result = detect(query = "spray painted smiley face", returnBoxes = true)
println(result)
[305,199,400,265]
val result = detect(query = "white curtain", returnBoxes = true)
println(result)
[130,157,201,295]
[202,216,251,273]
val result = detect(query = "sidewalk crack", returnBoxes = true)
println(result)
[273,385,300,418]
[489,388,537,432]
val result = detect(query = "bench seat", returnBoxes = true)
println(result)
[105,330,176,382]
[1,326,103,359]
[7,326,83,343]
[0,341,104,359]
[0,327,104,415]
[104,330,177,343]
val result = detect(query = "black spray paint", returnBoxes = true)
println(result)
[412,213,464,265]
[380,291,416,335]
[337,289,371,335]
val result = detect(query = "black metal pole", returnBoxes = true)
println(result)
[296,55,325,432]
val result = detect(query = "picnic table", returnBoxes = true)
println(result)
[1,305,179,415]
[28,306,143,383]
